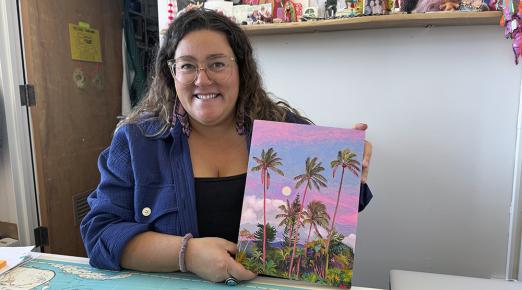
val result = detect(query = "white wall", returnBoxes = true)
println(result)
[0,0,39,245]
[250,25,521,289]
[0,83,17,224]
[0,1,19,225]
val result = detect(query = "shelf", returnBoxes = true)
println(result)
[241,11,502,36]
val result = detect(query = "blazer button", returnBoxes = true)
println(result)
[142,207,151,217]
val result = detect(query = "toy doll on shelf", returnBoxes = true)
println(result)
[399,0,419,12]
[389,0,411,13]
[459,0,489,11]
[325,0,338,18]
[365,0,385,15]
[300,6,319,20]
[439,0,460,10]
[486,0,501,10]
[412,0,443,12]
[259,4,274,22]
[372,0,385,14]
[284,0,299,21]
[338,0,364,16]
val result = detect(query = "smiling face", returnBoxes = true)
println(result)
[173,29,240,129]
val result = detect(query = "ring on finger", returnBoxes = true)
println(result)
[224,276,239,286]
[225,266,239,286]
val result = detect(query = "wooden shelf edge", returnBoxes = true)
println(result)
[242,11,502,36]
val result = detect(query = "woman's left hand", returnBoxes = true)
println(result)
[353,123,372,184]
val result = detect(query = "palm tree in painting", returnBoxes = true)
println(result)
[295,200,331,277]
[324,148,360,276]
[276,199,295,228]
[288,157,327,278]
[276,199,298,247]
[251,148,284,269]
[303,201,330,241]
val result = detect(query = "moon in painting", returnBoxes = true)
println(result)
[281,186,292,196]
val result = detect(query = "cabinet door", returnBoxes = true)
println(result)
[20,0,123,256]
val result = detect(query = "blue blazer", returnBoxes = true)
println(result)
[80,114,373,270]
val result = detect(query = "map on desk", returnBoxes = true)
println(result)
[0,257,314,290]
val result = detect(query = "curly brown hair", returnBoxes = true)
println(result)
[119,8,310,136]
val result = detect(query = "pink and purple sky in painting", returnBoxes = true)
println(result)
[240,120,365,246]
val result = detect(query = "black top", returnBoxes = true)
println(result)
[195,173,247,243]
[194,172,373,244]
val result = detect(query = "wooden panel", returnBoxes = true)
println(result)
[242,11,502,35]
[20,0,122,256]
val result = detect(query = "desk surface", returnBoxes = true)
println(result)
[0,253,379,290]
[390,270,522,290]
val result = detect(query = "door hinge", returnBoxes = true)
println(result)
[19,84,36,107]
[34,226,48,247]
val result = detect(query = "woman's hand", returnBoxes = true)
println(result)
[353,123,372,184]
[185,237,256,283]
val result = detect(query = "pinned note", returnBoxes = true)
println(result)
[69,22,102,63]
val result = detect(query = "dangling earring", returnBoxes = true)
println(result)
[235,98,246,135]
[174,97,191,136]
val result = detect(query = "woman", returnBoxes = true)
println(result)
[80,8,373,284]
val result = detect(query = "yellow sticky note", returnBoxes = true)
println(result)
[0,259,6,269]
[68,23,102,63]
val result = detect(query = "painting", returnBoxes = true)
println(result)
[236,120,365,288]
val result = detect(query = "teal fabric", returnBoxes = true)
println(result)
[123,0,147,106]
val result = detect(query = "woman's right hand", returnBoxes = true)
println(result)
[185,237,256,283]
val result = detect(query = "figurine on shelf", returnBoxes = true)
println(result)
[243,4,273,24]
[401,0,420,12]
[373,0,385,13]
[412,0,443,12]
[274,0,285,20]
[381,0,392,14]
[300,6,319,20]
[356,0,366,14]
[284,0,298,21]
[248,9,261,22]
[295,2,303,18]
[487,0,501,11]
[325,0,338,18]
[459,0,489,10]
[259,4,274,22]
[439,0,460,10]
[364,0,373,14]
[337,0,363,16]
[500,0,522,63]
[391,0,403,12]
[344,0,357,15]
[365,0,385,15]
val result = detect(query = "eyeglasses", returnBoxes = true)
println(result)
[167,56,236,85]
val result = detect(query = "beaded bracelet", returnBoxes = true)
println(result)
[179,233,193,272]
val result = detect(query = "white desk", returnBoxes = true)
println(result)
[0,253,380,289]
[390,269,522,290]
